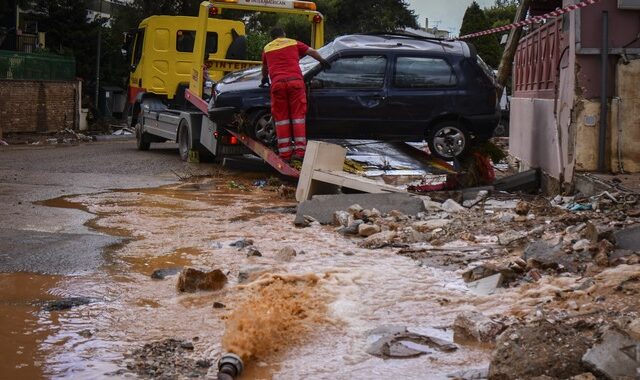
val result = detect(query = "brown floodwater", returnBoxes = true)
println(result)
[1,176,546,379]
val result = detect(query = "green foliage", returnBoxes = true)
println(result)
[247,32,269,61]
[460,1,501,68]
[485,0,518,29]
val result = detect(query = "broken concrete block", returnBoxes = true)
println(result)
[453,311,505,343]
[358,231,396,249]
[177,267,227,292]
[446,367,489,380]
[365,325,457,359]
[498,230,526,245]
[422,199,444,212]
[441,199,466,213]
[337,219,363,235]
[358,223,381,237]
[493,169,540,193]
[572,239,592,251]
[615,225,640,251]
[412,219,451,232]
[295,193,425,225]
[466,273,502,296]
[333,210,350,227]
[584,222,616,243]
[275,246,297,262]
[524,240,586,272]
[582,328,640,379]
[347,204,363,214]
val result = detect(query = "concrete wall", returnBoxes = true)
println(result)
[0,80,78,133]
[509,97,563,179]
[610,59,640,173]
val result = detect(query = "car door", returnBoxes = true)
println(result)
[306,54,389,139]
[385,55,458,140]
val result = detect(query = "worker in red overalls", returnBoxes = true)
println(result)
[261,27,330,163]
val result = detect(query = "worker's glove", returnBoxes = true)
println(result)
[260,76,270,88]
[320,59,331,70]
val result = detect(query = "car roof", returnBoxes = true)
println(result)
[331,33,470,57]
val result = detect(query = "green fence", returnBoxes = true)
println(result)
[0,51,75,81]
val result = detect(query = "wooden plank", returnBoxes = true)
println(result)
[226,129,300,178]
[312,170,404,194]
[296,141,346,201]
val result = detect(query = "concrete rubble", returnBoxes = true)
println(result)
[323,185,640,378]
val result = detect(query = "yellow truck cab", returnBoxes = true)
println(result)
[130,0,324,165]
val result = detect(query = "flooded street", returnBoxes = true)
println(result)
[1,175,507,379]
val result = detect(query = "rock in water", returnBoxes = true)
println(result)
[275,246,297,262]
[358,231,396,249]
[358,223,381,237]
[43,297,92,311]
[151,267,182,280]
[453,311,505,343]
[176,267,227,292]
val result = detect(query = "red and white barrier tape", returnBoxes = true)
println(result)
[458,0,600,39]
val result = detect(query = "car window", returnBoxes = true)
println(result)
[176,30,218,54]
[393,56,456,88]
[315,56,386,88]
[132,28,145,66]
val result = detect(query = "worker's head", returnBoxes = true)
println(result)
[270,27,285,40]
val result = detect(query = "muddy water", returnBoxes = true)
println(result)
[4,177,531,379]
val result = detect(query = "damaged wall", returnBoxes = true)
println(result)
[610,58,640,173]
[0,80,78,133]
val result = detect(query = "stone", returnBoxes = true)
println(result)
[423,199,444,211]
[447,367,489,380]
[295,193,426,225]
[453,311,505,343]
[358,223,381,237]
[333,211,350,227]
[238,266,267,284]
[489,321,591,380]
[515,201,530,215]
[441,199,466,213]
[358,231,396,249]
[497,212,517,223]
[176,267,227,293]
[567,374,596,380]
[584,222,616,243]
[213,302,225,309]
[498,230,526,245]
[366,325,457,358]
[246,247,262,257]
[594,239,614,266]
[412,219,451,232]
[150,267,182,280]
[462,265,499,283]
[626,319,640,341]
[615,225,640,251]
[180,341,194,350]
[229,238,253,248]
[43,297,92,311]
[275,246,297,262]
[347,204,363,214]
[337,219,364,235]
[466,274,503,296]
[582,328,640,379]
[572,239,592,251]
[524,240,586,272]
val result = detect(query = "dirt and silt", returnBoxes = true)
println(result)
[1,170,639,379]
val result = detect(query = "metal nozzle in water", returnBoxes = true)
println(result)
[217,353,244,380]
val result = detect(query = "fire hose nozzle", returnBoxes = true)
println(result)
[217,353,244,380]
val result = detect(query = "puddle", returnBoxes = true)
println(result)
[2,176,521,379]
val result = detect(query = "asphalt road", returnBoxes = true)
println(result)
[0,140,215,275]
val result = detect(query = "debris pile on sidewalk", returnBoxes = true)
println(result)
[2,128,94,145]
[325,186,640,379]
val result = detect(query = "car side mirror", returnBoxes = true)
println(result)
[309,79,323,89]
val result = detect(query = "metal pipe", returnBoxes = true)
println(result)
[597,11,609,172]
[217,353,244,380]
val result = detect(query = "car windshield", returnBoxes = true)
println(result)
[300,43,336,74]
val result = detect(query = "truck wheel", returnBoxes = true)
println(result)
[178,123,192,162]
[427,121,470,161]
[135,120,151,151]
[248,109,276,147]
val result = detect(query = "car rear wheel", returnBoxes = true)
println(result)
[247,109,276,147]
[178,123,191,162]
[427,122,470,161]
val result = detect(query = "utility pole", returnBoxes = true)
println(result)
[496,0,531,98]
[94,0,103,115]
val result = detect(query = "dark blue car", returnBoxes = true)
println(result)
[209,33,500,160]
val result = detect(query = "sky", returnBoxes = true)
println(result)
[405,0,495,36]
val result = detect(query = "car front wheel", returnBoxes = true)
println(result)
[247,109,276,147]
[427,122,470,161]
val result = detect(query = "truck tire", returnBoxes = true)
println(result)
[178,122,192,162]
[135,113,151,151]
[427,121,470,161]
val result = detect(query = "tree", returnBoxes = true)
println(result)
[460,1,501,68]
[485,0,519,29]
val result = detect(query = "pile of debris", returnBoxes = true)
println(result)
[2,128,93,145]
[315,188,640,379]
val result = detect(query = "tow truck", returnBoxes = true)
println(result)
[126,0,324,177]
